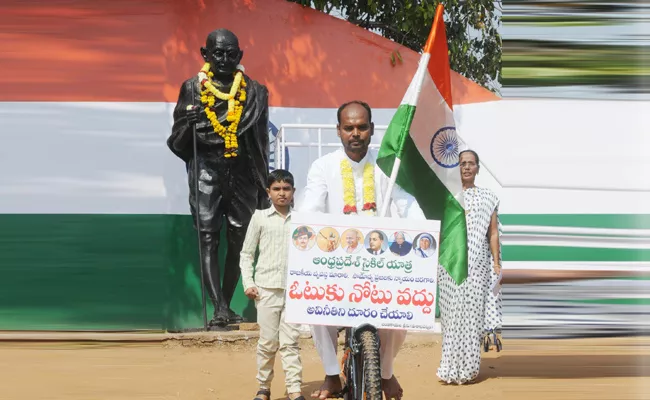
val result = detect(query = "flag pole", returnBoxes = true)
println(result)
[378,4,444,218]
[378,158,401,217]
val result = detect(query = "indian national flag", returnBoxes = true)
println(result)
[377,4,468,285]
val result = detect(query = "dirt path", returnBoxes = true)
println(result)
[0,335,647,400]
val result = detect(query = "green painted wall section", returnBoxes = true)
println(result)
[503,246,650,262]
[0,214,165,330]
[500,214,650,229]
[164,214,257,332]
[0,213,648,331]
[0,214,256,331]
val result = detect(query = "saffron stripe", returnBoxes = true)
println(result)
[0,0,498,106]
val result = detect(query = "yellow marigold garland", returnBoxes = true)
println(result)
[361,162,376,215]
[197,62,246,158]
[341,160,356,214]
[340,159,377,215]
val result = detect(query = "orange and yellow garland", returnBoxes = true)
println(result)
[340,159,376,215]
[197,62,246,158]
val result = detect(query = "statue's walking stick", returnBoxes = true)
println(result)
[190,83,209,332]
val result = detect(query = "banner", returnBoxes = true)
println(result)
[285,212,440,331]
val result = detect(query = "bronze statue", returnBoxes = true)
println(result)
[167,29,270,328]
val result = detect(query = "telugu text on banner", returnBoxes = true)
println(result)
[285,212,440,331]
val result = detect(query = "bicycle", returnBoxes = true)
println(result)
[338,323,383,400]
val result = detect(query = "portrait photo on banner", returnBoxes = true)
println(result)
[413,232,437,258]
[341,228,364,254]
[317,227,341,253]
[389,231,413,257]
[292,225,316,251]
[365,229,388,256]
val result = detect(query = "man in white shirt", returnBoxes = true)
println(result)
[301,101,425,400]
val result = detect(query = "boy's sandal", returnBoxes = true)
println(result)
[288,397,306,400]
[254,389,271,400]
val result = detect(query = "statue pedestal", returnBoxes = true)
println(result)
[238,323,259,331]
[177,324,240,333]
[210,324,240,332]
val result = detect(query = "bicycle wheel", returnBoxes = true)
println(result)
[359,330,382,400]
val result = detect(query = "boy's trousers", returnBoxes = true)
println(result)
[255,287,302,393]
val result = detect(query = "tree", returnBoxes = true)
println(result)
[288,0,502,92]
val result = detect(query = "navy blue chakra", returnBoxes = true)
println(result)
[430,126,460,168]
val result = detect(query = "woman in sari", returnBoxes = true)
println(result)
[437,149,503,384]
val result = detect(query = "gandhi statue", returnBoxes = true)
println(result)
[167,29,270,328]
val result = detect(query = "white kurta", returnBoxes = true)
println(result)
[300,148,425,219]
[299,148,425,379]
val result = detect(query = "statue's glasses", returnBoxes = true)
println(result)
[209,49,240,62]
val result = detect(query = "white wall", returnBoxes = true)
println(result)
[1,99,648,215]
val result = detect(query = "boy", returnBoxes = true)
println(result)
[239,169,304,400]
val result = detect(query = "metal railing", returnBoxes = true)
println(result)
[276,124,388,169]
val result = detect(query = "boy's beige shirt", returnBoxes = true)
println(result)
[239,206,291,291]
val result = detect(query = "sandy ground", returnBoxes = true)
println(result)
[0,334,648,400]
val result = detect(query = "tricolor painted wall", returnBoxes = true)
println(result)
[1,0,648,331]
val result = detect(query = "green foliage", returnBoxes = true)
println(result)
[288,0,502,92]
